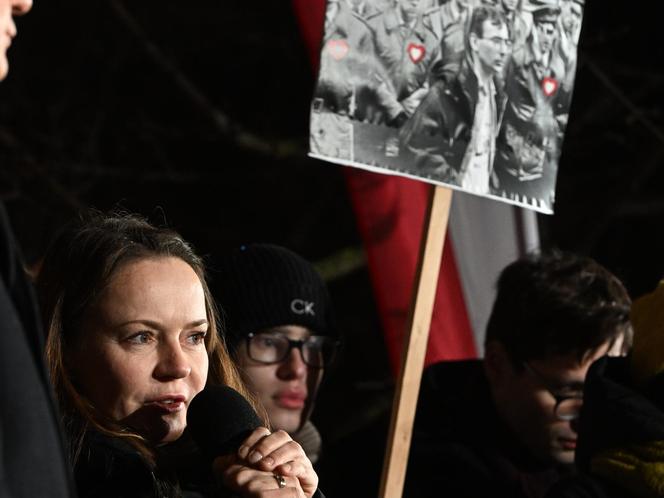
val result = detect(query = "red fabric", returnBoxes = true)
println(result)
[291,0,477,374]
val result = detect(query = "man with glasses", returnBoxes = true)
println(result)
[400,5,510,193]
[404,251,632,498]
[211,243,339,463]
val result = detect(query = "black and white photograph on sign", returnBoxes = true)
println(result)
[309,0,583,213]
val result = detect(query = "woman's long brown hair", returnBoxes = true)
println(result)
[38,210,265,466]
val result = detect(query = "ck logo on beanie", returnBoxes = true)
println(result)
[291,299,315,316]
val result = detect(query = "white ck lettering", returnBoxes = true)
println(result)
[291,299,315,316]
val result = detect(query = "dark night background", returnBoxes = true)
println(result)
[1,1,663,495]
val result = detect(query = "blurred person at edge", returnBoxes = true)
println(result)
[37,212,324,498]
[548,281,664,498]
[210,244,340,465]
[0,0,77,496]
[404,251,632,498]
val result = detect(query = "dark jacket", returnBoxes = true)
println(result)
[546,357,664,498]
[0,203,75,497]
[404,360,567,498]
[494,35,572,182]
[369,6,440,102]
[400,59,506,182]
[75,430,326,498]
[315,1,403,122]
[75,430,209,498]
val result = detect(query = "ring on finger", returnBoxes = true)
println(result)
[273,474,286,489]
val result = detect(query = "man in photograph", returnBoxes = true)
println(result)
[347,0,382,21]
[428,0,474,82]
[314,0,407,127]
[499,0,531,49]
[400,5,510,194]
[492,0,574,208]
[369,0,441,124]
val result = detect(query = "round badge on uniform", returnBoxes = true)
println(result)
[407,43,426,64]
[541,77,559,97]
[327,39,349,61]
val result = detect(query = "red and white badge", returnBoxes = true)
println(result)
[541,77,559,97]
[407,43,426,64]
[327,39,349,61]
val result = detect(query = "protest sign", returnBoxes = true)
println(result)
[310,0,584,214]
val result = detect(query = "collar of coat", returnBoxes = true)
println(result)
[383,6,429,43]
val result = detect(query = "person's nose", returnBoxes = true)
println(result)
[11,0,32,16]
[277,347,307,381]
[154,341,191,380]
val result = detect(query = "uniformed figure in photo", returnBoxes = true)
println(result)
[348,0,383,20]
[492,0,575,209]
[498,0,531,49]
[369,0,442,125]
[400,6,510,194]
[428,0,474,83]
[314,0,405,124]
[560,0,583,47]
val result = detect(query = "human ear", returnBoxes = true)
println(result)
[468,32,479,52]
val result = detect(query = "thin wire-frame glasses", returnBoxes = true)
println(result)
[523,362,583,421]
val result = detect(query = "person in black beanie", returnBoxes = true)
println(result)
[211,244,340,464]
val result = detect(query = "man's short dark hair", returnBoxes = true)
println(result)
[469,5,508,39]
[485,250,631,365]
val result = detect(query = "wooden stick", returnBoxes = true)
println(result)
[378,185,453,498]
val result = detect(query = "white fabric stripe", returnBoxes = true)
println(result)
[449,192,540,356]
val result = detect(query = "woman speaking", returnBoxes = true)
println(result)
[36,211,322,498]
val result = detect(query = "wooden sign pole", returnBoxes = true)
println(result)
[378,185,453,498]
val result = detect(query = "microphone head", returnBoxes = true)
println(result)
[187,385,263,459]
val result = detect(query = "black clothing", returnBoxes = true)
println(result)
[75,430,326,498]
[400,59,506,183]
[404,360,567,498]
[0,203,74,497]
[75,431,205,498]
[547,357,664,498]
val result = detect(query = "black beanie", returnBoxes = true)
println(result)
[212,244,336,350]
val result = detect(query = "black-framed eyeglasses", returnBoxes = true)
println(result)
[246,332,340,369]
[523,362,583,421]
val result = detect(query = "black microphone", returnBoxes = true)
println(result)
[187,385,263,461]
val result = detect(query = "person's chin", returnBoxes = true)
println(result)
[123,407,186,444]
[269,407,303,433]
[551,448,575,465]
[550,440,576,465]
[154,414,187,444]
[0,57,8,81]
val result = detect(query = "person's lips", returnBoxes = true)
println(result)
[275,390,307,409]
[147,394,186,413]
[560,438,577,451]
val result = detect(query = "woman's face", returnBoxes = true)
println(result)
[71,257,209,444]
[238,325,316,434]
